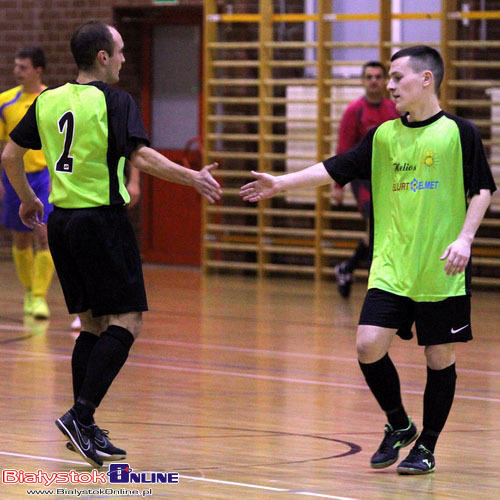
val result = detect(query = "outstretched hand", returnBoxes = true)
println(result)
[193,162,222,203]
[440,237,471,276]
[240,171,281,202]
[19,197,44,229]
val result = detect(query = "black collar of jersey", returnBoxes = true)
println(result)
[401,110,445,128]
[69,79,108,87]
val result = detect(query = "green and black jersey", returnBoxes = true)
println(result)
[324,111,496,302]
[10,80,149,209]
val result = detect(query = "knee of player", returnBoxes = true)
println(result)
[356,337,386,363]
[424,344,456,370]
[129,316,143,339]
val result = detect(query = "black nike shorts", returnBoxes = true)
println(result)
[48,205,148,317]
[359,288,472,346]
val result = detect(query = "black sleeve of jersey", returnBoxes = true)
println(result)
[102,85,150,160]
[452,113,497,197]
[9,98,42,150]
[122,93,151,158]
[322,127,374,186]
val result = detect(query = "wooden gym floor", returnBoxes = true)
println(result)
[1,260,500,499]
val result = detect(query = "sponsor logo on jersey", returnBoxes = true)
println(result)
[421,150,436,168]
[394,162,417,172]
[392,178,439,192]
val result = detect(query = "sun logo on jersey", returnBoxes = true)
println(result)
[422,150,436,168]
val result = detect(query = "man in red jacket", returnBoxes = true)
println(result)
[333,61,399,297]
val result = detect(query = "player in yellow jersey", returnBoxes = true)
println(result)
[0,47,54,319]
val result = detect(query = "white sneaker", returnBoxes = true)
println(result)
[71,316,81,330]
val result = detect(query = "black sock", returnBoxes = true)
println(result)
[71,331,100,403]
[78,325,135,410]
[359,353,409,430]
[416,363,457,453]
[345,240,369,273]
[73,398,96,426]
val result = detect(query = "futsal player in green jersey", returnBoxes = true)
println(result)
[2,20,222,468]
[240,46,496,475]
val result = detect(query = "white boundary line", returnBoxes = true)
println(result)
[2,336,500,377]
[124,361,500,403]
[0,451,358,500]
[134,339,500,377]
[0,450,85,466]
[180,474,358,499]
[0,345,499,403]
[0,324,36,332]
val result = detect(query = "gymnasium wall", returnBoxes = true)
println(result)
[0,0,203,92]
[0,0,204,248]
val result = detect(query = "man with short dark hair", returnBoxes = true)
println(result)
[333,60,399,298]
[240,45,496,475]
[2,20,222,468]
[0,47,54,319]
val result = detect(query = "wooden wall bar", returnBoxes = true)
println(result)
[202,2,500,285]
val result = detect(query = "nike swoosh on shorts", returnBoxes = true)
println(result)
[451,324,469,334]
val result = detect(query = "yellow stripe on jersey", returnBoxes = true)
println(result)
[0,85,47,173]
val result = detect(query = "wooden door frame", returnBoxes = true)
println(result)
[139,6,204,137]
[131,6,204,262]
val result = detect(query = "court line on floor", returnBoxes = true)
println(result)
[134,339,500,377]
[2,325,500,377]
[0,346,499,403]
[0,450,86,465]
[0,324,33,331]
[123,361,500,403]
[0,451,358,500]
[180,474,358,499]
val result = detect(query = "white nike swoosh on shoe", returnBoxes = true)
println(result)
[95,436,107,447]
[451,324,469,334]
[74,421,91,451]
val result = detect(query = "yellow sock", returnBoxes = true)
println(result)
[33,249,55,298]
[12,246,34,291]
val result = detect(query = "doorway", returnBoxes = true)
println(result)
[136,7,203,266]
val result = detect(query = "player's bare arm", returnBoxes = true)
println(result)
[440,189,492,276]
[125,162,141,208]
[240,162,332,202]
[1,139,44,228]
[130,144,222,203]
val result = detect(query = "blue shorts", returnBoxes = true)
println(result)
[2,169,53,232]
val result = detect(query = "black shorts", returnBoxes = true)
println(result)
[48,205,148,317]
[359,288,472,346]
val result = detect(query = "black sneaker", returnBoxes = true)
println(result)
[397,444,435,475]
[55,409,103,468]
[370,418,418,469]
[66,424,126,461]
[334,261,353,298]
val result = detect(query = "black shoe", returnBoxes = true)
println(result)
[370,418,418,469]
[55,409,103,468]
[66,424,126,461]
[397,444,435,475]
[334,261,353,298]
